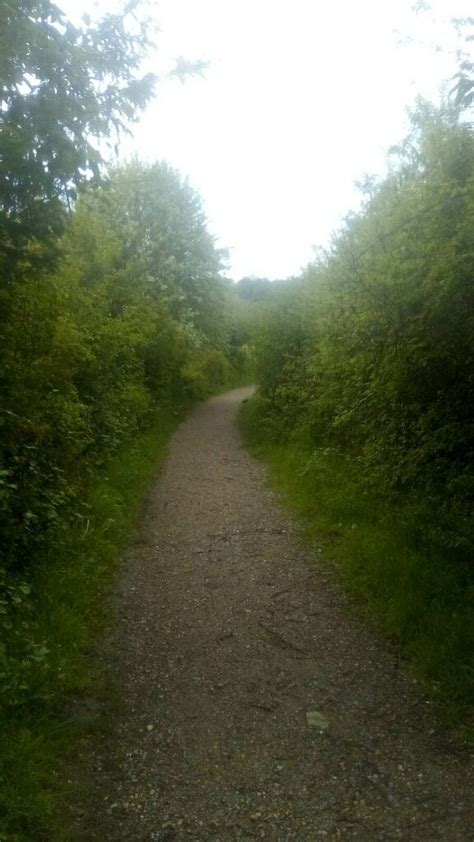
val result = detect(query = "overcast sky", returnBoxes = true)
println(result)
[63,0,471,279]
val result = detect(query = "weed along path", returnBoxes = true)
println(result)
[74,388,472,841]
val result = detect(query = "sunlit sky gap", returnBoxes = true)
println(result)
[61,0,472,279]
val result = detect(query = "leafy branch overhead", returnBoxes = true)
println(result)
[0,0,156,266]
[451,16,474,114]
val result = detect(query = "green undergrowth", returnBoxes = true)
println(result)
[241,394,473,729]
[0,401,191,841]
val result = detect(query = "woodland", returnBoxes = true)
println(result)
[0,1,473,838]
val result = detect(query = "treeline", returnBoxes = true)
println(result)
[0,5,253,831]
[1,161,247,575]
[0,156,252,842]
[0,0,253,719]
[1,160,250,701]
[244,103,473,713]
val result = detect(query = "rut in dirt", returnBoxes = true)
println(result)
[74,388,472,841]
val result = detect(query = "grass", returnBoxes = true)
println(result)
[0,401,190,841]
[240,393,473,729]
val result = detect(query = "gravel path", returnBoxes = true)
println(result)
[74,388,472,841]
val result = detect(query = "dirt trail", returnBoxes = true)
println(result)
[74,388,472,841]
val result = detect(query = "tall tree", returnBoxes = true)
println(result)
[98,161,227,343]
[0,0,155,274]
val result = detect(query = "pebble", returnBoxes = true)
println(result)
[306,710,329,730]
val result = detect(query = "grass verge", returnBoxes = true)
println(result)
[0,401,190,841]
[240,393,473,729]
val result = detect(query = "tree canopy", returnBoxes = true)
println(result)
[0,0,155,271]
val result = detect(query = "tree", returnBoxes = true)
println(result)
[97,160,228,343]
[234,276,275,302]
[0,0,155,274]
[451,17,474,118]
[0,156,235,574]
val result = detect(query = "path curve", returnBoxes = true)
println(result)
[75,388,472,841]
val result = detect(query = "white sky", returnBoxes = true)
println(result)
[62,0,472,279]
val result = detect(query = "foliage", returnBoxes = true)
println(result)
[0,406,186,840]
[234,276,276,302]
[241,396,473,722]
[254,104,474,550]
[0,160,239,579]
[0,152,249,836]
[0,156,246,800]
[0,0,157,274]
[0,3,251,833]
[97,160,228,342]
[246,104,474,718]
[451,16,474,116]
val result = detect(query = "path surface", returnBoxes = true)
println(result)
[75,389,472,841]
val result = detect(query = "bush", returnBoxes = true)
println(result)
[182,349,234,399]
[246,106,474,719]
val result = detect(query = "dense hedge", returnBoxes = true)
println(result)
[248,105,473,709]
[0,161,248,710]
[0,162,238,574]
[255,105,474,555]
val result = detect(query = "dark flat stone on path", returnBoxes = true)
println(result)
[72,388,473,841]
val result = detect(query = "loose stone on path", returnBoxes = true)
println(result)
[306,710,329,731]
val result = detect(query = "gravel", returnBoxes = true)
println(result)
[71,388,473,841]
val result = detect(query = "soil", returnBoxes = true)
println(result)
[71,388,473,841]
